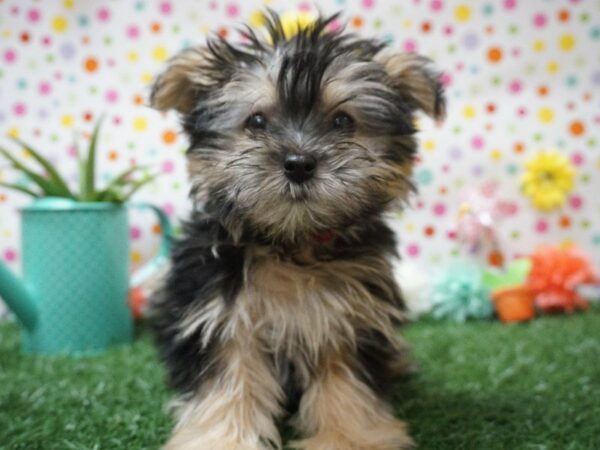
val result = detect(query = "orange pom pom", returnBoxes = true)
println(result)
[527,246,597,313]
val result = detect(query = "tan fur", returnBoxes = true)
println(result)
[168,246,410,450]
[166,334,284,450]
[291,356,413,450]
[375,51,446,121]
[151,47,215,113]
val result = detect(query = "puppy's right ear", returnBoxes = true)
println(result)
[150,47,213,114]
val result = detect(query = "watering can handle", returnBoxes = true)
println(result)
[128,203,173,288]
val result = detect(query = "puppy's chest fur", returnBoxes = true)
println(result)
[228,246,403,362]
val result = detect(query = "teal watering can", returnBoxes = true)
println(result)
[0,197,172,355]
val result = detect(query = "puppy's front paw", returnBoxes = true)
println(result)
[165,434,275,450]
[292,427,414,450]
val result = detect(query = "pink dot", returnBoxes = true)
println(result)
[406,243,420,257]
[163,202,175,216]
[41,36,52,46]
[443,25,454,36]
[440,72,452,87]
[327,19,343,32]
[225,2,239,17]
[433,203,446,216]
[535,219,549,233]
[533,13,546,28]
[471,135,485,150]
[160,1,173,14]
[298,2,312,12]
[208,1,217,10]
[38,81,51,95]
[571,152,584,166]
[13,103,26,116]
[503,0,517,9]
[3,249,18,262]
[130,226,142,240]
[105,89,119,103]
[97,7,110,21]
[569,195,583,210]
[28,8,41,22]
[162,160,175,173]
[4,49,16,63]
[126,25,139,39]
[509,80,522,93]
[362,0,375,8]
[430,0,443,11]
[403,39,417,53]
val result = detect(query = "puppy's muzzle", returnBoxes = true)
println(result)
[283,153,317,184]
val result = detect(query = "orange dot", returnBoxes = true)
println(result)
[133,94,144,106]
[569,121,585,136]
[487,47,503,63]
[108,150,118,161]
[0,193,7,202]
[81,35,90,45]
[421,21,432,33]
[488,250,504,268]
[513,142,525,154]
[439,186,448,195]
[218,27,228,38]
[84,57,98,72]
[162,129,177,144]
[583,92,592,102]
[151,22,162,33]
[558,9,570,22]
[537,85,549,96]
[152,224,162,234]
[559,215,571,228]
[351,16,364,28]
[83,111,93,122]
[20,32,30,43]
[485,25,494,35]
[486,103,496,113]
[424,225,435,237]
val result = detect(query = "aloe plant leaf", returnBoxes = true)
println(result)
[83,116,105,201]
[93,166,147,201]
[0,181,40,198]
[0,147,65,196]
[9,137,73,198]
[119,174,158,201]
[73,132,87,201]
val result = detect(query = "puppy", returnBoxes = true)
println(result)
[149,11,445,450]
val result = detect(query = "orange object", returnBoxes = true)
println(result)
[492,285,536,323]
[129,286,146,320]
[527,246,597,314]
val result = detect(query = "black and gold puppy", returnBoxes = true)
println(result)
[150,11,445,450]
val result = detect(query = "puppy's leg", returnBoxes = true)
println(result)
[292,355,413,450]
[165,339,284,450]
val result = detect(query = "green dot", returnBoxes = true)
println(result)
[511,231,520,240]
[103,36,112,45]
[50,134,59,143]
[491,76,502,86]
[533,133,543,142]
[580,13,590,23]
[452,126,462,135]
[587,138,596,148]
[507,163,518,175]
[508,24,519,35]
[46,54,55,63]
[373,19,382,29]
[580,173,590,184]
[581,220,590,229]
[128,142,136,150]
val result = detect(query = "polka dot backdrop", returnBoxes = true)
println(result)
[1,0,599,279]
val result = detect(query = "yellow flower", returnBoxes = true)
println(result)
[279,11,317,39]
[521,151,575,211]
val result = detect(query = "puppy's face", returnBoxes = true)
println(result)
[151,13,445,242]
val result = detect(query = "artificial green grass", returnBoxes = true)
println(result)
[1,310,600,449]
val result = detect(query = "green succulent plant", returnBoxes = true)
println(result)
[0,117,156,203]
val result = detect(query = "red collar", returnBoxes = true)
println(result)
[313,230,336,244]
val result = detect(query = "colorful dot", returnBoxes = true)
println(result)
[454,4,471,22]
[51,16,68,33]
[84,57,99,72]
[537,107,554,124]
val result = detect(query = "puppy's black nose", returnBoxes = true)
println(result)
[283,153,317,184]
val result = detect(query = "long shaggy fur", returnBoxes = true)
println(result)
[150,10,445,450]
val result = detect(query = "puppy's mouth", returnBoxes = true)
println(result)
[285,182,312,202]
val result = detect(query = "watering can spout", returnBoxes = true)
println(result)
[0,261,37,330]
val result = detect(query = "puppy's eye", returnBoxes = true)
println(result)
[332,112,354,131]
[246,113,267,130]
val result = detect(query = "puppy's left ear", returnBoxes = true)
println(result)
[376,52,446,121]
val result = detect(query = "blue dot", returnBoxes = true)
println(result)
[482,3,494,16]
[17,78,27,90]
[593,234,600,246]
[78,15,89,27]
[415,169,433,186]
[591,26,600,40]
[135,1,145,12]
[566,74,578,87]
